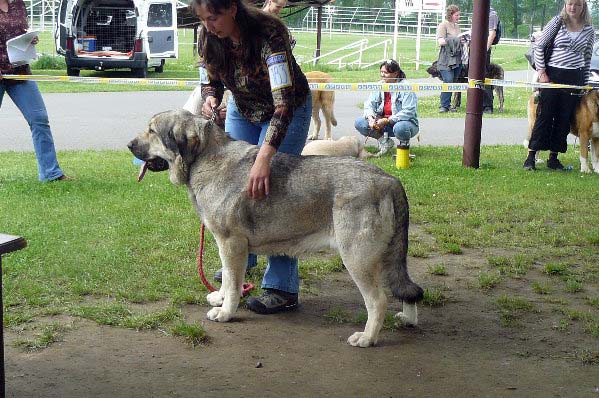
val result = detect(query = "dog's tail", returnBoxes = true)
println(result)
[384,185,424,304]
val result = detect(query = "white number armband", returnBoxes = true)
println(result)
[266,52,292,91]
[199,66,210,84]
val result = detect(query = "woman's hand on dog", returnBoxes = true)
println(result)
[376,118,389,129]
[367,116,376,129]
[201,96,219,119]
[246,144,276,199]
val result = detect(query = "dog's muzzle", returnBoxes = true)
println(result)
[128,138,169,182]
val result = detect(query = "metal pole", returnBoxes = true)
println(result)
[415,10,422,70]
[1,255,4,398]
[315,6,322,65]
[462,0,490,168]
[392,0,400,60]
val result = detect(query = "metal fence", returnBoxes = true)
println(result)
[26,1,530,46]
[291,6,470,39]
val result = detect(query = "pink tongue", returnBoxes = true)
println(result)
[137,162,148,182]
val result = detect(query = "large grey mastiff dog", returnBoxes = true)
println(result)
[128,110,423,347]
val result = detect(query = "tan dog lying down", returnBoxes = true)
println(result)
[301,136,372,159]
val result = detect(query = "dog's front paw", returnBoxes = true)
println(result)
[307,133,319,140]
[207,290,224,306]
[207,307,232,322]
[347,332,376,347]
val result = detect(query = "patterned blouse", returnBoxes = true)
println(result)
[0,0,31,75]
[533,16,595,83]
[199,24,309,149]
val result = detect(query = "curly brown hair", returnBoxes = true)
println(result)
[445,4,460,21]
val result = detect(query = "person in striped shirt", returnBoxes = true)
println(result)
[524,0,595,171]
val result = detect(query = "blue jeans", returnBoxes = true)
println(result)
[224,93,312,294]
[354,117,419,142]
[0,81,64,181]
[439,65,462,110]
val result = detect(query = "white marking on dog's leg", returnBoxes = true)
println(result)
[207,288,225,307]
[205,236,247,323]
[591,143,599,173]
[580,155,590,173]
[207,306,231,322]
[395,302,418,326]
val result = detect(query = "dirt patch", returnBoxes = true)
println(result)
[5,246,599,397]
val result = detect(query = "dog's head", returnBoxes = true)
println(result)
[128,109,216,185]
[426,61,441,80]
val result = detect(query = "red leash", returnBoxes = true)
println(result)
[197,224,254,295]
[197,224,217,292]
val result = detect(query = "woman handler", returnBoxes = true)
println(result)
[192,0,311,314]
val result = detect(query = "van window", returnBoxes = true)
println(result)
[148,4,172,28]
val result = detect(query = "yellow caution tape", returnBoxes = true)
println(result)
[307,82,469,92]
[2,74,595,92]
[1,74,199,87]
[471,78,593,91]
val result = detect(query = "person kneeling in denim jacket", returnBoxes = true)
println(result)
[354,60,419,148]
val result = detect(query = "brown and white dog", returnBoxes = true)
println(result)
[526,90,599,173]
[305,71,337,140]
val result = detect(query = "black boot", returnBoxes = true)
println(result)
[547,153,564,170]
[523,151,536,171]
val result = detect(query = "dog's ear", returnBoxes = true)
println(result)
[164,110,198,185]
[170,110,201,157]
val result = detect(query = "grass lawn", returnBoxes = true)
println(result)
[1,147,598,346]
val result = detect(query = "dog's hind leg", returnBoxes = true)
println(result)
[579,133,591,173]
[322,107,334,140]
[322,92,337,140]
[591,138,599,173]
[308,96,322,140]
[395,302,418,326]
[451,92,461,110]
[344,261,388,347]
[496,86,504,112]
[334,202,392,347]
[206,234,248,322]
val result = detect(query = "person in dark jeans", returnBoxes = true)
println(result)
[482,6,499,114]
[435,4,462,113]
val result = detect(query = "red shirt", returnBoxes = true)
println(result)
[0,0,31,75]
[383,92,392,118]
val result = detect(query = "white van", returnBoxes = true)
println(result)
[54,0,179,77]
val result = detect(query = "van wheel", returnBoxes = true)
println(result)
[133,65,148,79]
[67,68,80,77]
[155,60,165,73]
